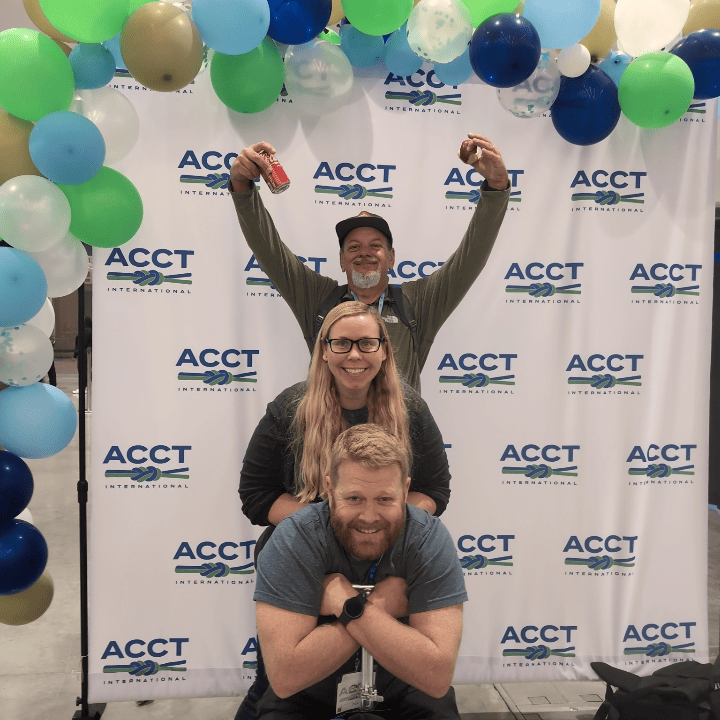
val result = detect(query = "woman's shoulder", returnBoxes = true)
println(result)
[401,381,428,413]
[269,381,308,414]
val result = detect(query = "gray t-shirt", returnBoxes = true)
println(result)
[254,501,467,617]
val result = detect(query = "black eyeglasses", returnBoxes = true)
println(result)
[325,337,385,354]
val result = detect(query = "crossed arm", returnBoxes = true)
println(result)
[256,575,463,699]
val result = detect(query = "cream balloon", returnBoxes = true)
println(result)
[615,0,690,57]
[0,571,54,625]
[329,0,345,24]
[684,0,720,34]
[70,87,140,165]
[0,110,42,187]
[557,44,591,77]
[580,0,616,61]
[25,232,89,299]
[25,298,56,338]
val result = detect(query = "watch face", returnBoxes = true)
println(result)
[345,595,365,619]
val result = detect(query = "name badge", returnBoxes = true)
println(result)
[336,671,362,714]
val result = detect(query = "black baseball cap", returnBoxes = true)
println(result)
[335,213,393,247]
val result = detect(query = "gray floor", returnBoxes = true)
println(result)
[2,366,718,720]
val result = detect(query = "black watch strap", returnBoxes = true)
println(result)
[338,593,367,626]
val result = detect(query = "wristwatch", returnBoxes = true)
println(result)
[338,593,368,626]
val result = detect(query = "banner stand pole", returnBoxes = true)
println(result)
[73,281,105,720]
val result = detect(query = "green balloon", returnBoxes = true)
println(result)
[618,53,695,129]
[342,0,413,36]
[38,0,129,43]
[460,0,519,28]
[58,168,143,248]
[0,29,74,122]
[319,27,341,46]
[211,37,284,114]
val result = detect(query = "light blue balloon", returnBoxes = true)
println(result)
[434,46,473,86]
[384,23,423,77]
[102,33,126,73]
[598,51,631,87]
[69,43,116,89]
[0,249,47,327]
[340,24,386,68]
[193,0,270,55]
[0,384,77,460]
[523,0,602,50]
[29,111,106,186]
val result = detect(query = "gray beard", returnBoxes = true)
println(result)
[351,269,381,289]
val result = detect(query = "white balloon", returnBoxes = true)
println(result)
[70,87,140,165]
[25,298,55,338]
[284,40,354,115]
[0,323,54,387]
[0,175,70,253]
[557,44,591,77]
[407,0,473,64]
[615,0,690,57]
[25,232,89,299]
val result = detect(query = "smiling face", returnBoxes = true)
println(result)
[340,227,395,294]
[322,313,386,406]
[327,459,410,560]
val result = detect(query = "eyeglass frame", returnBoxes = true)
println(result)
[324,337,386,354]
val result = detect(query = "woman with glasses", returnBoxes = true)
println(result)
[239,301,450,529]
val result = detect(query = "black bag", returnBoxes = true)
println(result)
[591,657,720,720]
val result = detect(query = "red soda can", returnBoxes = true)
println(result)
[259,149,290,194]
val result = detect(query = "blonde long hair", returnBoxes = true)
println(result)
[291,302,410,503]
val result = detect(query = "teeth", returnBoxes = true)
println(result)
[357,529,378,534]
[344,368,366,374]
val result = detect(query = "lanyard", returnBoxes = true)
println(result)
[367,554,383,584]
[351,290,385,317]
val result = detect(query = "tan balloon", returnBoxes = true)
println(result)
[0,571,54,626]
[0,110,42,187]
[684,0,720,34]
[22,0,75,43]
[329,0,345,24]
[121,2,204,92]
[580,0,616,62]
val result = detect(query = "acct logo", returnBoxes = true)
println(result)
[504,261,583,303]
[570,169,647,212]
[566,353,643,394]
[102,444,190,491]
[178,149,240,196]
[500,624,577,666]
[383,69,462,114]
[313,161,396,203]
[622,621,697,663]
[445,168,523,208]
[629,263,701,304]
[241,636,259,673]
[437,352,517,394]
[680,101,707,122]
[173,540,256,585]
[563,535,637,575]
[176,348,259,392]
[626,444,696,486]
[456,533,515,576]
[500,444,579,486]
[101,637,189,683]
[243,254,327,294]
[105,247,193,294]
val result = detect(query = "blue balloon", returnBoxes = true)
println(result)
[193,0,270,55]
[267,0,332,45]
[0,249,47,327]
[597,51,631,87]
[69,43,116,89]
[0,451,33,525]
[102,33,126,73]
[550,65,620,146]
[384,23,423,76]
[340,24,386,69]
[0,384,78,460]
[670,29,720,100]
[29,111,106,185]
[434,46,473,87]
[469,14,541,88]
[523,0,602,50]
[0,519,48,595]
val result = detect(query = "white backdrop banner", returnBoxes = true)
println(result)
[89,65,715,701]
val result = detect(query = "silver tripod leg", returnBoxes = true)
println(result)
[352,584,384,710]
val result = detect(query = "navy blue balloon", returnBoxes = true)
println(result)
[469,13,541,88]
[267,0,332,45]
[0,519,48,595]
[551,65,620,146]
[0,451,33,525]
[670,29,720,100]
